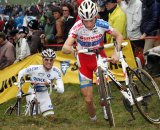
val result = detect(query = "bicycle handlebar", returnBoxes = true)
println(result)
[15,80,53,96]
[78,42,128,53]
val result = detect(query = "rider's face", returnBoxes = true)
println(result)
[43,58,54,71]
[82,18,96,30]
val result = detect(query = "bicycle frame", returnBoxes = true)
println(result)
[14,80,53,116]
[78,42,141,106]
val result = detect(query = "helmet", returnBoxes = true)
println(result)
[78,0,98,20]
[27,19,39,30]
[42,49,56,59]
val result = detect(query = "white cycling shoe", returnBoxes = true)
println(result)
[43,110,54,117]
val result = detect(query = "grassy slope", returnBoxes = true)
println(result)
[0,83,160,130]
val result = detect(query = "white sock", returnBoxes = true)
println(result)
[103,106,108,119]
[90,115,97,121]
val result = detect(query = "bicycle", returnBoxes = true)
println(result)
[4,80,52,116]
[77,41,160,127]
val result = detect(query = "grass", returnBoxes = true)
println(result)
[1,0,57,6]
[1,82,160,130]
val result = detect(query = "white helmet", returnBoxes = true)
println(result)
[78,0,98,20]
[42,49,56,59]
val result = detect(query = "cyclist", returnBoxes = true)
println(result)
[62,0,123,121]
[17,48,64,117]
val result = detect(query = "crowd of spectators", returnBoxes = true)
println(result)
[0,0,160,76]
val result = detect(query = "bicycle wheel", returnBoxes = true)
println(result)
[4,98,20,116]
[98,67,115,127]
[30,98,39,116]
[4,106,15,115]
[129,67,160,124]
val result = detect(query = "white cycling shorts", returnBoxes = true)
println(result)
[26,87,54,115]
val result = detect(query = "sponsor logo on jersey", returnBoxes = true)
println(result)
[78,37,103,47]
[38,73,45,77]
[47,74,51,78]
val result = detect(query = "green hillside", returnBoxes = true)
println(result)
[0,83,160,130]
[0,0,57,6]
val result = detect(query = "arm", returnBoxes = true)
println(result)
[17,68,29,88]
[62,36,75,54]
[55,20,63,38]
[110,28,123,52]
[108,28,123,63]
[16,67,29,97]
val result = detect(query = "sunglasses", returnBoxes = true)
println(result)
[44,58,54,62]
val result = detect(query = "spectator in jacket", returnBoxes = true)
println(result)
[126,0,142,40]
[0,32,16,70]
[40,10,56,45]
[140,0,160,54]
[105,0,126,43]
[14,26,30,63]
[61,3,75,41]
[126,0,145,66]
[27,19,43,54]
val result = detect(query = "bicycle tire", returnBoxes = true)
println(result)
[98,67,115,127]
[4,98,21,116]
[4,106,15,115]
[30,98,39,116]
[17,98,21,116]
[129,67,160,124]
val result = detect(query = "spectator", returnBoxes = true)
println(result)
[126,0,145,66]
[140,0,160,55]
[27,19,43,54]
[3,17,16,34]
[0,32,16,70]
[14,26,30,63]
[14,12,24,29]
[8,29,19,47]
[61,3,75,41]
[98,1,109,21]
[52,7,64,50]
[126,0,142,40]
[105,0,126,43]
[40,10,56,45]
[29,0,44,18]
